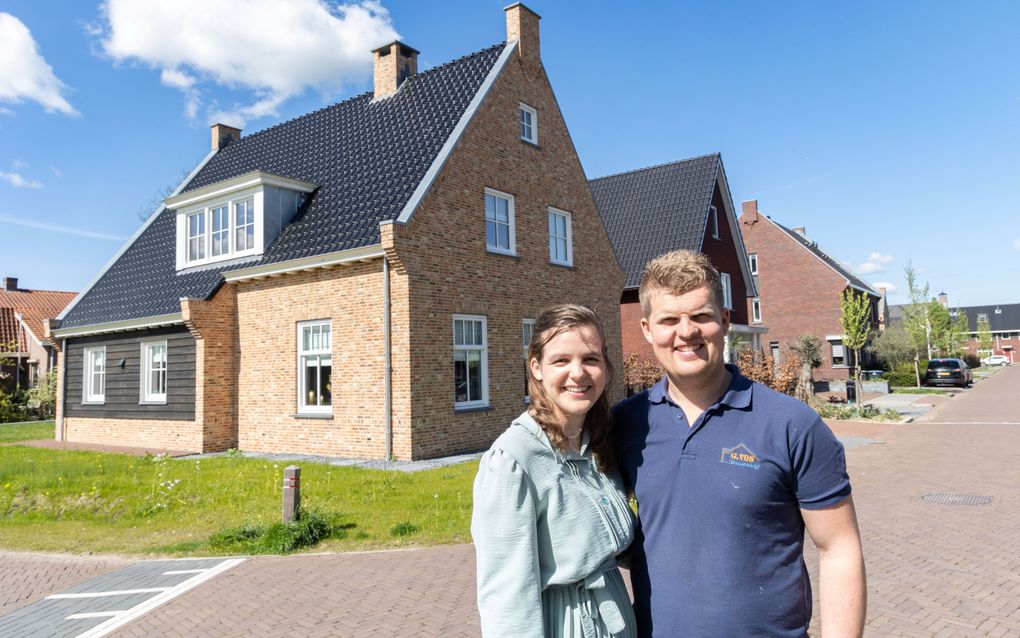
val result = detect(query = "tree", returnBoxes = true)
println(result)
[947,309,969,358]
[868,322,914,368]
[900,262,931,387]
[840,288,871,403]
[788,334,823,405]
[977,318,994,355]
[926,300,953,357]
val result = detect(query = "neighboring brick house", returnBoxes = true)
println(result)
[0,277,76,393]
[48,4,625,460]
[738,199,882,381]
[890,298,1020,364]
[589,154,763,367]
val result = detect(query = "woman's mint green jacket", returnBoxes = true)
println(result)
[471,412,636,638]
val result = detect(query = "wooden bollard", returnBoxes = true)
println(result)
[282,465,301,523]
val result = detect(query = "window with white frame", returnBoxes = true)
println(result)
[752,298,762,323]
[548,208,573,266]
[234,198,255,252]
[210,205,230,257]
[83,346,106,404]
[187,212,206,261]
[830,340,846,366]
[709,205,719,239]
[748,253,758,275]
[770,341,781,366]
[519,103,537,144]
[141,341,168,403]
[298,320,332,413]
[522,319,535,401]
[720,272,732,310]
[185,196,257,266]
[485,189,516,255]
[454,315,488,408]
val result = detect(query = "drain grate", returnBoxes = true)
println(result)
[920,493,992,505]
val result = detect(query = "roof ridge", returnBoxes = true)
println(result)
[771,218,878,294]
[588,152,721,183]
[224,41,508,147]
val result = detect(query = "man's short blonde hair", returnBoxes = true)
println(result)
[638,249,724,317]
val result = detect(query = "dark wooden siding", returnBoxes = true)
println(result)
[64,326,196,420]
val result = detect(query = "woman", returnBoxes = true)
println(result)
[471,304,636,638]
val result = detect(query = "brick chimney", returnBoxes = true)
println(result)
[506,3,541,63]
[938,292,948,307]
[3,277,18,291]
[373,41,419,99]
[741,199,759,223]
[792,226,807,236]
[210,123,242,152]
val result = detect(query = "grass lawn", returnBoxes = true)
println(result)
[0,423,477,556]
[890,387,956,395]
[0,420,55,443]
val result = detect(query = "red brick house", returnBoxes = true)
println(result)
[889,298,1020,364]
[49,5,624,460]
[738,199,882,381]
[589,155,763,369]
[0,277,75,393]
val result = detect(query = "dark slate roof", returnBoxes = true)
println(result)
[771,220,879,295]
[61,43,507,329]
[890,303,1020,332]
[589,154,720,289]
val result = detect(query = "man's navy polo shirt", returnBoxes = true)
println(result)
[612,365,851,638]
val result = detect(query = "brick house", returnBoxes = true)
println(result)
[889,298,1020,364]
[48,4,625,460]
[0,277,76,393]
[738,199,882,380]
[589,154,763,368]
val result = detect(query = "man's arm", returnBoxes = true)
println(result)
[802,496,867,638]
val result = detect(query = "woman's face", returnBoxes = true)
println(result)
[529,324,607,428]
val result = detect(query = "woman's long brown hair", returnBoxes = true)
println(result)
[527,304,616,473]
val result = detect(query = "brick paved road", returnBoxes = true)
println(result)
[3,366,1017,636]
[0,552,134,616]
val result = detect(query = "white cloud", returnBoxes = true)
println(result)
[857,251,894,274]
[0,13,78,115]
[11,159,28,170]
[871,281,897,294]
[96,0,399,127]
[0,171,43,189]
[0,213,127,241]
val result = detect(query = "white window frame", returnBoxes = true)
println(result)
[140,340,168,404]
[547,207,573,266]
[752,298,762,323]
[181,191,261,268]
[234,197,255,252]
[297,319,333,415]
[709,205,719,239]
[830,340,847,367]
[748,253,758,275]
[769,341,781,366]
[82,345,106,404]
[522,318,535,402]
[187,211,206,262]
[484,188,516,256]
[519,103,538,144]
[453,314,489,409]
[720,272,732,310]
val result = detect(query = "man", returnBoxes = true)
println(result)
[613,249,866,637]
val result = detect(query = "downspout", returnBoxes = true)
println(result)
[383,256,393,461]
[57,338,67,441]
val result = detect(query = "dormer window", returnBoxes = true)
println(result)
[167,171,316,271]
[519,103,537,144]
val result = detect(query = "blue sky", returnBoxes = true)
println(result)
[1,0,1017,307]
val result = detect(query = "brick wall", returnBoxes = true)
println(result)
[384,37,625,459]
[63,416,203,451]
[182,286,238,452]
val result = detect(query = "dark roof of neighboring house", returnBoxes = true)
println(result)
[588,154,720,289]
[0,287,76,344]
[771,221,879,296]
[60,43,507,330]
[891,302,1020,332]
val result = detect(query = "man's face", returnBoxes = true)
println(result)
[640,284,730,385]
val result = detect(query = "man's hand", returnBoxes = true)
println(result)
[802,496,866,637]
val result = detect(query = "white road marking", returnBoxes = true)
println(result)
[161,569,206,575]
[48,588,169,599]
[65,612,123,620]
[74,558,245,638]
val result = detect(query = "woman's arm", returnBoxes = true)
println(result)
[471,449,544,638]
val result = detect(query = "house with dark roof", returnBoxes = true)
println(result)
[0,277,76,393]
[48,4,625,460]
[889,298,1020,363]
[738,199,882,380]
[589,154,763,368]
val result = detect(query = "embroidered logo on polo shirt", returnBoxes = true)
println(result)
[721,443,761,470]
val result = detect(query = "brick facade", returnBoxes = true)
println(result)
[739,200,880,380]
[63,416,203,451]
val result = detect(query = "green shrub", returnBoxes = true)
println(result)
[390,521,420,537]
[208,509,340,554]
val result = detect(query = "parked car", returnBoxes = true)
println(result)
[980,354,1010,367]
[925,358,973,387]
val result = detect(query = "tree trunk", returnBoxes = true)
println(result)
[795,362,815,405]
[913,356,921,388]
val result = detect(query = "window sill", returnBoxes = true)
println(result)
[139,400,167,406]
[292,412,334,420]
[520,139,540,148]
[82,400,105,406]
[486,249,519,260]
[549,261,573,269]
[455,404,494,414]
